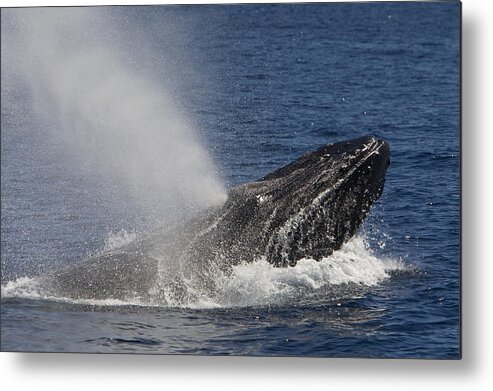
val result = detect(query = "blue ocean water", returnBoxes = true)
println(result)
[1,3,460,358]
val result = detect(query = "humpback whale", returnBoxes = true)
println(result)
[49,135,390,302]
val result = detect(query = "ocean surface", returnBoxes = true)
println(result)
[1,3,460,358]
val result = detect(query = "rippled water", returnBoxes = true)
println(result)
[1,3,460,358]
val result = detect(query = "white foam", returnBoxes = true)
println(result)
[1,277,46,300]
[211,236,405,308]
[0,276,153,307]
[1,236,406,309]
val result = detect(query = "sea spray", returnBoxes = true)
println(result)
[204,236,407,308]
[1,236,407,309]
[2,7,226,223]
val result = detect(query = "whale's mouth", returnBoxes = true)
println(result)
[260,136,391,267]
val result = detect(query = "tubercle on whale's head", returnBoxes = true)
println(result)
[253,135,391,267]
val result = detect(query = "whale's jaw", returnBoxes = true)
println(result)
[237,136,391,267]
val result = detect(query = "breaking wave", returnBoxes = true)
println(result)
[1,236,407,309]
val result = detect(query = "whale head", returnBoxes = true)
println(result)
[227,136,390,267]
[48,135,391,302]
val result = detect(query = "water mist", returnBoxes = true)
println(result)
[2,7,227,222]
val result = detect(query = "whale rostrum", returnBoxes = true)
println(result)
[50,136,390,302]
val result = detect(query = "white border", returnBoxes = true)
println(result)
[2,0,492,390]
